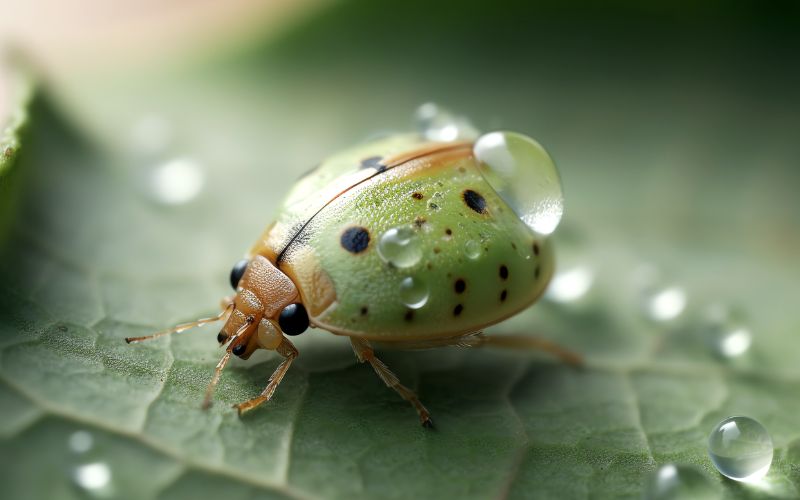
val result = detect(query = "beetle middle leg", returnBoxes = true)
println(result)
[350,337,433,428]
[234,337,298,415]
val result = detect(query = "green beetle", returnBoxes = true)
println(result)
[127,114,576,427]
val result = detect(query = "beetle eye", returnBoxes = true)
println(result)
[229,259,248,290]
[278,303,309,336]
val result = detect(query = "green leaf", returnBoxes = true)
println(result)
[1,2,799,499]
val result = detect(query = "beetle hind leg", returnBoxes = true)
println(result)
[350,337,433,428]
[474,333,583,367]
[234,338,298,415]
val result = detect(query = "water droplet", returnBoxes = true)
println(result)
[399,276,429,309]
[644,464,721,500]
[473,131,564,235]
[703,304,752,358]
[464,240,482,260]
[546,266,594,303]
[72,462,114,497]
[708,416,773,482]
[415,103,479,142]
[645,286,687,322]
[149,157,205,205]
[68,431,94,454]
[377,227,422,268]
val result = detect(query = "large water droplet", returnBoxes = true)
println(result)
[546,265,594,303]
[399,276,429,309]
[149,157,205,205]
[473,131,564,235]
[377,227,422,268]
[464,240,482,260]
[644,464,721,500]
[415,103,479,142]
[703,304,752,359]
[708,416,773,482]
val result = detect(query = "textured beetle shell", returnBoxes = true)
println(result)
[250,134,554,341]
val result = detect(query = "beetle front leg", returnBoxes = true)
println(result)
[234,337,298,415]
[350,337,433,428]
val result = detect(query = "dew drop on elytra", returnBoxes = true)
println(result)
[464,239,481,260]
[644,463,720,500]
[473,131,564,236]
[399,276,429,309]
[708,416,773,482]
[377,227,422,268]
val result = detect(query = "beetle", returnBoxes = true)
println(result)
[126,123,578,427]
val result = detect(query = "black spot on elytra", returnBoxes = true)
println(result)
[445,228,452,236]
[453,304,464,316]
[499,265,509,280]
[535,266,541,279]
[404,310,414,321]
[533,242,540,256]
[454,279,466,294]
[412,192,424,200]
[500,289,508,302]
[462,189,487,214]
[360,156,384,169]
[360,306,368,316]
[341,226,370,254]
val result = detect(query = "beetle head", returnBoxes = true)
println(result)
[219,254,305,358]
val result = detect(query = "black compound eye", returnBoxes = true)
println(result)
[229,259,248,290]
[278,303,309,336]
[217,331,226,344]
[232,343,247,356]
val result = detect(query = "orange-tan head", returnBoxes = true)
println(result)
[219,255,308,359]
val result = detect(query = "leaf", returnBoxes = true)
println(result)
[1,2,800,499]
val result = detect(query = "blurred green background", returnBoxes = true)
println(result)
[1,1,799,499]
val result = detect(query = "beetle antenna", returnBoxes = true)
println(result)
[125,304,234,344]
[201,317,252,409]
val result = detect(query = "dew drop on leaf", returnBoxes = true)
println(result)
[644,463,721,500]
[708,416,773,482]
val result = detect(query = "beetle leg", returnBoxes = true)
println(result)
[125,303,233,344]
[474,333,583,367]
[350,337,433,428]
[234,337,298,415]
